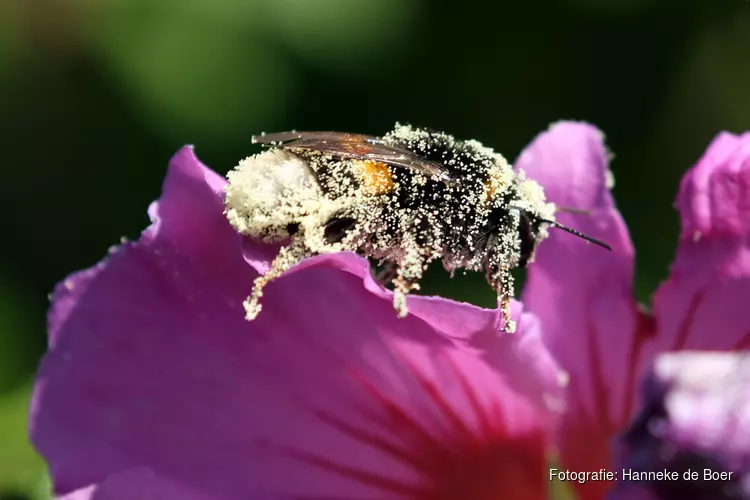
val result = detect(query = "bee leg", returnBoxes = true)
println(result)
[487,267,516,333]
[391,240,428,319]
[392,273,421,319]
[375,261,397,286]
[242,238,313,321]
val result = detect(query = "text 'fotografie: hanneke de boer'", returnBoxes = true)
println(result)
[550,469,734,484]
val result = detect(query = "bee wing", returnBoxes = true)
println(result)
[253,131,453,182]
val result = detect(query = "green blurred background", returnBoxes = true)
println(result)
[0,0,748,498]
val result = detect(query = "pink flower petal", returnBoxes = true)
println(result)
[518,122,640,500]
[650,132,750,355]
[520,127,750,500]
[272,251,564,413]
[32,147,558,499]
[610,352,750,500]
[58,468,221,500]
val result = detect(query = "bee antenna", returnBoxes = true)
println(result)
[556,206,591,216]
[540,219,612,251]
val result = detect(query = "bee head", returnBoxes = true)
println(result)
[479,206,548,270]
[481,207,612,274]
[519,209,613,267]
[516,210,546,268]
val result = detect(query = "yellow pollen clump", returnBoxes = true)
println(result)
[356,160,394,196]
[484,180,498,202]
[483,164,513,202]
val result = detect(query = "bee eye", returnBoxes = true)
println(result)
[517,212,537,268]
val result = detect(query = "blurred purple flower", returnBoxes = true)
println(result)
[610,351,750,500]
[519,124,750,500]
[31,147,563,499]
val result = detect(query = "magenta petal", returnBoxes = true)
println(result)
[677,132,750,239]
[32,147,556,499]
[519,122,638,418]
[143,146,244,273]
[259,250,565,411]
[650,132,750,355]
[518,122,639,500]
[57,468,221,500]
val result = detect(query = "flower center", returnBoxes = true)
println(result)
[279,346,548,499]
[417,435,546,500]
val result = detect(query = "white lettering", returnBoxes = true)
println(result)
[622,469,679,481]
[704,469,734,481]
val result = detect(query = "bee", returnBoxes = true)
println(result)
[224,123,610,332]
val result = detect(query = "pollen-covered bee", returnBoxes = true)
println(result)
[224,123,610,332]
